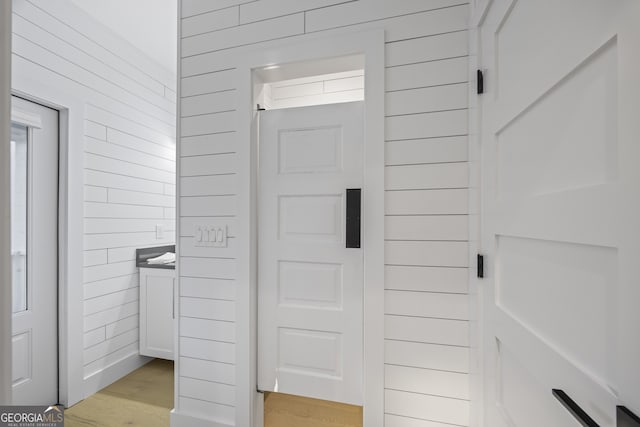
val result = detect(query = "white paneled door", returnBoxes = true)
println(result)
[11,97,59,405]
[258,102,364,405]
[479,0,640,426]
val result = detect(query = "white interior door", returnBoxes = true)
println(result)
[478,1,640,425]
[258,102,364,405]
[11,96,59,405]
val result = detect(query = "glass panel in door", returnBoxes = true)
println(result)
[10,123,28,313]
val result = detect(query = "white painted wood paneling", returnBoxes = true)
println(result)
[84,274,137,300]
[385,216,468,241]
[385,340,469,373]
[386,31,468,67]
[386,83,467,116]
[264,70,365,109]
[84,301,139,332]
[386,136,468,166]
[83,250,108,267]
[179,1,470,424]
[386,57,468,91]
[385,315,469,347]
[182,7,240,38]
[385,389,469,426]
[305,0,467,33]
[181,132,236,157]
[179,377,235,406]
[180,318,235,343]
[385,365,469,400]
[386,110,468,141]
[385,265,468,294]
[180,357,236,384]
[385,241,468,267]
[385,163,469,190]
[241,0,351,25]
[180,337,235,364]
[385,290,469,320]
[182,69,236,97]
[386,189,468,215]
[182,0,255,18]
[181,90,237,117]
[180,277,236,301]
[181,14,305,57]
[12,0,176,395]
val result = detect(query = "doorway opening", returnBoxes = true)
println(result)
[253,54,364,112]
[10,96,59,405]
[253,54,366,426]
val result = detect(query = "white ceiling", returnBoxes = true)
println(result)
[71,0,177,74]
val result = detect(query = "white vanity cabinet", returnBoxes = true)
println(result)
[139,267,175,360]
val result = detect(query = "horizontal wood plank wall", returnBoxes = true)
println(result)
[261,70,365,110]
[12,0,176,392]
[178,0,469,425]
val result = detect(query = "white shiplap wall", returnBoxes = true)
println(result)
[261,70,365,109]
[11,0,176,396]
[178,1,469,426]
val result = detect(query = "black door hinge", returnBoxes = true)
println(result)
[477,70,484,95]
[477,254,484,278]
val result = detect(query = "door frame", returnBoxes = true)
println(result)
[10,96,59,404]
[467,2,491,426]
[235,29,385,427]
[0,0,12,405]
[7,78,86,407]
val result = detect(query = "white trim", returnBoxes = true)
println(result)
[172,0,183,422]
[12,79,85,408]
[83,353,151,398]
[10,108,42,129]
[235,28,385,427]
[0,0,12,405]
[471,0,494,27]
[170,410,234,427]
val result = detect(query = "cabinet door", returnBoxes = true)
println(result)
[140,269,175,360]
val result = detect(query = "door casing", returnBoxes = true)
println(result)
[10,96,60,405]
[230,29,386,427]
[6,82,85,407]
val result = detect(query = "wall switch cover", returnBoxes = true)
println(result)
[194,224,227,247]
[155,224,164,239]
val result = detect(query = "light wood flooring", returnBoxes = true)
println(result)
[64,359,173,427]
[64,360,362,427]
[264,392,363,427]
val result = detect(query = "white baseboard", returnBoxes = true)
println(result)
[82,352,152,399]
[170,410,234,427]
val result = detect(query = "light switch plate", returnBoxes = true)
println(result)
[194,224,228,247]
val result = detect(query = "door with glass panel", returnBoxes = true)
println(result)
[11,96,59,405]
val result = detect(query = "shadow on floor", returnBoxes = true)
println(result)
[65,359,173,427]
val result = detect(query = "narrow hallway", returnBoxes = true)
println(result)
[65,360,173,427]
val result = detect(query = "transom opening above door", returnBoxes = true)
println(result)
[253,54,364,110]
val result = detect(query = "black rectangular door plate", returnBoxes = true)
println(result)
[477,254,484,278]
[618,406,640,427]
[477,69,484,94]
[346,189,361,248]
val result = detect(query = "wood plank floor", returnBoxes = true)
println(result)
[264,392,363,427]
[65,359,173,427]
[64,361,362,427]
